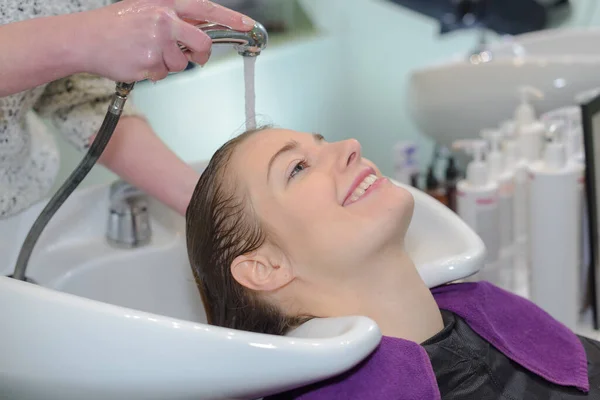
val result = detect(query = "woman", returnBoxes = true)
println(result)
[0,0,253,218]
[186,126,600,399]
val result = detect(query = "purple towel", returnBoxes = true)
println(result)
[285,336,440,400]
[277,281,589,400]
[432,281,589,391]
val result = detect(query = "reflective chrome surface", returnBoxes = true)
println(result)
[106,180,151,249]
[179,21,268,57]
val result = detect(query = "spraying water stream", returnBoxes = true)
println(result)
[244,56,257,130]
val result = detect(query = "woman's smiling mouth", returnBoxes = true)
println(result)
[343,170,385,206]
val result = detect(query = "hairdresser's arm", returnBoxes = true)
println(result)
[34,73,198,216]
[97,116,199,216]
[0,13,84,97]
[0,0,253,97]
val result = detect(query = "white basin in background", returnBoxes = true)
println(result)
[490,27,600,58]
[408,28,600,149]
[0,164,484,399]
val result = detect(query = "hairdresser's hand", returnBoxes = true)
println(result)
[78,0,255,83]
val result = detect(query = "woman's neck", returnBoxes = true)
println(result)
[366,251,444,343]
[319,249,444,344]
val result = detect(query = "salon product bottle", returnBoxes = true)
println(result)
[482,128,515,291]
[445,156,460,212]
[541,106,584,164]
[542,107,589,313]
[425,166,448,206]
[453,140,500,284]
[528,125,583,330]
[501,122,529,297]
[393,142,419,186]
[511,87,546,296]
[515,86,546,163]
[565,125,588,315]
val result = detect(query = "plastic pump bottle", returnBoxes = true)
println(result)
[541,108,589,313]
[528,123,584,330]
[501,121,519,173]
[453,139,500,284]
[500,120,528,296]
[512,87,546,296]
[515,86,546,162]
[541,106,584,165]
[482,128,515,291]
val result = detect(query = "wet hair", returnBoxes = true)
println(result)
[185,127,310,335]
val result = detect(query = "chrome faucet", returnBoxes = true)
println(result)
[179,21,268,56]
[106,181,151,248]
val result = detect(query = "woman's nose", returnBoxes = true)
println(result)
[339,139,361,169]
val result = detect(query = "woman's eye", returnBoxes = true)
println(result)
[289,159,309,180]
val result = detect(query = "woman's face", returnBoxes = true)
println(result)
[231,128,414,285]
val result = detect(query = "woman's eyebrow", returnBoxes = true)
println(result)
[266,134,324,182]
[267,141,298,181]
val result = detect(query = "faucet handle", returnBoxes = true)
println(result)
[106,180,152,248]
[109,181,145,211]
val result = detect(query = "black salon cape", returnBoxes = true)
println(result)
[420,310,600,399]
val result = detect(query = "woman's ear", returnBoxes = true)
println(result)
[231,247,293,292]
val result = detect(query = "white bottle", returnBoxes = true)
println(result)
[512,87,546,297]
[567,124,588,314]
[542,107,589,313]
[528,125,583,330]
[501,120,529,297]
[453,139,500,284]
[482,128,515,291]
[541,106,584,164]
[515,86,546,163]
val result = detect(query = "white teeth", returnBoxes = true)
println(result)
[349,174,377,203]
[354,188,366,197]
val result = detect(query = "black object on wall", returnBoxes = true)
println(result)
[385,0,570,36]
[581,92,600,331]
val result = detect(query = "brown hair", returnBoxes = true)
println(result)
[186,127,309,335]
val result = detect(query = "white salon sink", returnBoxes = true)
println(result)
[408,28,600,149]
[52,241,206,324]
[490,28,600,58]
[0,169,484,399]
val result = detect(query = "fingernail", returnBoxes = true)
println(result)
[242,16,255,28]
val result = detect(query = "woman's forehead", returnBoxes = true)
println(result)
[241,128,311,149]
[232,129,312,172]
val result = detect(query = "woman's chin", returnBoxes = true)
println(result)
[381,182,415,220]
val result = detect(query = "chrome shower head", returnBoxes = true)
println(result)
[179,21,268,57]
